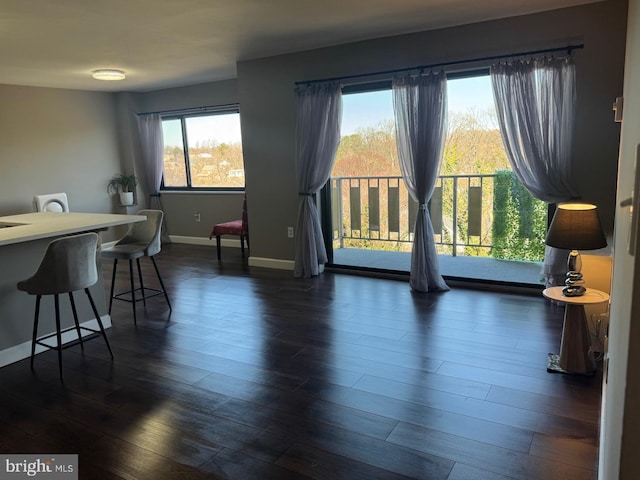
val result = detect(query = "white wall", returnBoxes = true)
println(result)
[236,0,627,265]
[600,0,640,478]
[116,2,626,261]
[0,85,122,223]
[114,80,243,239]
[582,254,613,343]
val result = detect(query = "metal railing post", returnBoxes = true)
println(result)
[338,179,344,248]
[451,177,458,257]
[331,173,498,255]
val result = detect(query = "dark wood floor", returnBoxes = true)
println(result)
[0,243,601,479]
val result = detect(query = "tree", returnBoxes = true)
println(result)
[331,107,545,262]
[334,121,398,177]
[492,170,546,261]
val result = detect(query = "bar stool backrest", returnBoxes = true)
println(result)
[114,209,163,257]
[18,232,99,296]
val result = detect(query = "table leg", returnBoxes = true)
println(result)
[557,304,595,374]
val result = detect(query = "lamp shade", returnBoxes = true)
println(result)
[545,203,607,250]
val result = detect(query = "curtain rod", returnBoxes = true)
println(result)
[294,44,584,86]
[137,102,239,116]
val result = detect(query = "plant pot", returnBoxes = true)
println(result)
[119,192,134,206]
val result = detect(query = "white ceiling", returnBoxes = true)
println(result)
[0,0,600,93]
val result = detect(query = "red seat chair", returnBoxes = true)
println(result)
[210,196,249,260]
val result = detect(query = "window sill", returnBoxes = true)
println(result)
[160,190,245,195]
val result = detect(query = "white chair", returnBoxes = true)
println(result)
[101,209,172,325]
[17,232,114,381]
[33,193,69,212]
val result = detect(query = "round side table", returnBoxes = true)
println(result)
[542,286,610,375]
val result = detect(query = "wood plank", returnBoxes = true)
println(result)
[447,462,515,480]
[0,243,601,479]
[276,441,418,480]
[387,422,595,480]
[529,433,598,470]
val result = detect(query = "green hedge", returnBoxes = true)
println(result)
[492,171,546,261]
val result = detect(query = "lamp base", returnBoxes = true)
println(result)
[547,353,567,373]
[562,285,586,297]
[563,251,586,297]
[567,249,582,273]
[547,353,594,375]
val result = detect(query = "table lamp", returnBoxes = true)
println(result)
[545,203,607,296]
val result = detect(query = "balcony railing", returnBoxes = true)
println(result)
[330,174,498,257]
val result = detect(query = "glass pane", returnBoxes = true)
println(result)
[162,119,188,187]
[185,113,244,188]
[328,75,546,284]
[333,90,405,251]
[336,90,396,177]
[446,75,546,262]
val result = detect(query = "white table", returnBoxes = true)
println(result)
[543,286,610,374]
[0,211,145,246]
[0,212,145,367]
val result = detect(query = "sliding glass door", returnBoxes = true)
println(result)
[322,73,547,285]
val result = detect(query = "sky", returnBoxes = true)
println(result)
[163,75,495,146]
[341,74,495,135]
[163,113,243,147]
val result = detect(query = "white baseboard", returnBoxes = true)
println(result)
[106,236,237,248]
[0,315,112,368]
[168,236,294,271]
[169,235,242,247]
[248,257,295,270]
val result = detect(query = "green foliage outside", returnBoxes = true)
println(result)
[332,106,548,263]
[491,170,546,261]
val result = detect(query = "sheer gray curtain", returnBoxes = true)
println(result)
[491,56,578,286]
[293,82,342,278]
[136,113,170,243]
[392,72,449,292]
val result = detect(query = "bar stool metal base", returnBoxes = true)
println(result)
[108,257,172,325]
[31,289,114,381]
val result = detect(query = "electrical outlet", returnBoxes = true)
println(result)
[287,226,294,238]
[194,212,201,222]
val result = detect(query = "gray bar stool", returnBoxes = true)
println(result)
[101,209,172,325]
[17,232,114,381]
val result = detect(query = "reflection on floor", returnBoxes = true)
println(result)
[0,243,599,479]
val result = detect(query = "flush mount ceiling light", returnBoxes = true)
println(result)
[92,69,126,81]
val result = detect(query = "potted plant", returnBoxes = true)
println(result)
[107,173,137,206]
